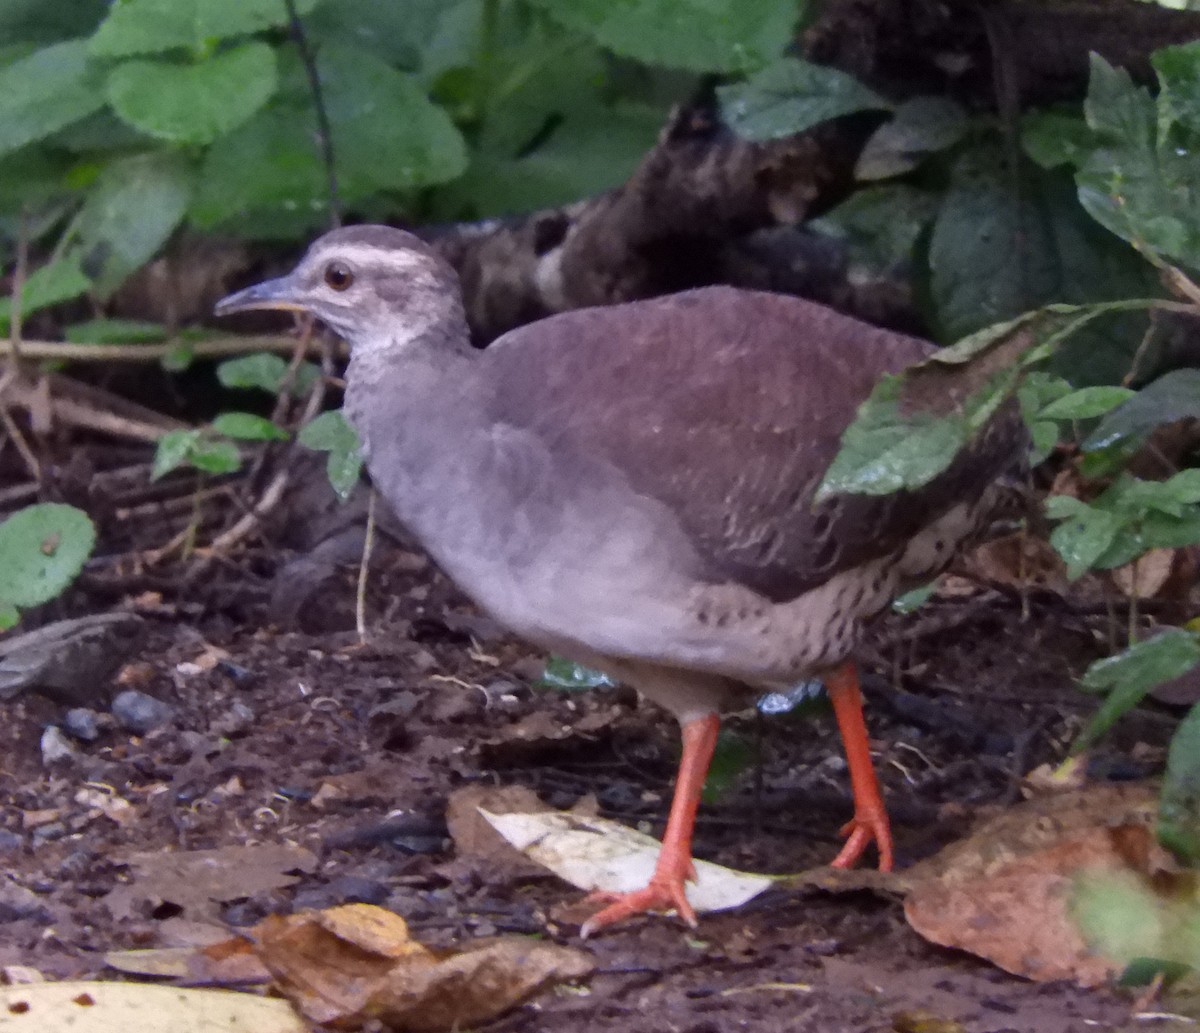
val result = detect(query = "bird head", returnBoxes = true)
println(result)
[215,225,463,350]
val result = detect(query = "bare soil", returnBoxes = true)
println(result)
[0,538,1184,1033]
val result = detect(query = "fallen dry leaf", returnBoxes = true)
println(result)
[1111,548,1178,600]
[0,980,306,1032]
[444,784,551,882]
[251,904,592,1031]
[967,532,1068,594]
[104,940,272,987]
[104,844,317,922]
[903,782,1174,986]
[482,808,774,914]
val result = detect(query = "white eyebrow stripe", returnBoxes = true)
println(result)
[310,244,426,272]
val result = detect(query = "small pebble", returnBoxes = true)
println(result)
[325,875,390,906]
[211,700,255,737]
[63,708,100,742]
[0,877,48,924]
[40,726,79,766]
[112,690,175,734]
[0,830,22,855]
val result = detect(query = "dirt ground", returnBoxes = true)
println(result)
[0,533,1188,1033]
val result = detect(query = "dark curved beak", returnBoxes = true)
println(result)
[214,274,309,317]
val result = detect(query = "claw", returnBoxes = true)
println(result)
[579,875,698,938]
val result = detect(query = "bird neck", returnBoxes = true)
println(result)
[341,305,477,464]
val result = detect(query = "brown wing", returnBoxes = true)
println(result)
[482,286,1022,602]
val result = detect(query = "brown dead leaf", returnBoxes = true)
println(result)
[967,532,1068,594]
[253,904,592,1031]
[479,707,619,765]
[1111,548,1177,600]
[104,844,317,922]
[903,782,1175,986]
[443,784,552,885]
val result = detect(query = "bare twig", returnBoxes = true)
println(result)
[285,0,341,228]
[356,487,377,643]
[0,334,331,363]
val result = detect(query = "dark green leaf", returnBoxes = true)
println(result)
[1159,701,1200,862]
[0,601,18,631]
[1152,39,1200,136]
[1118,958,1194,989]
[1077,53,1200,270]
[930,152,1159,359]
[702,730,755,804]
[1038,386,1137,421]
[0,503,95,608]
[211,411,288,441]
[892,582,935,614]
[152,428,200,481]
[527,0,799,73]
[0,255,91,333]
[1020,110,1095,169]
[811,184,939,273]
[0,39,105,156]
[1048,503,1119,581]
[217,353,290,393]
[188,438,241,474]
[90,0,320,56]
[64,318,168,343]
[1075,630,1200,749]
[855,96,968,180]
[324,449,363,502]
[68,150,194,297]
[106,42,277,145]
[1085,369,1200,451]
[718,57,889,142]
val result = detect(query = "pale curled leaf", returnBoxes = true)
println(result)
[0,980,307,1032]
[481,809,773,912]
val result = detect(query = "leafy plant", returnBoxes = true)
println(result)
[0,503,96,630]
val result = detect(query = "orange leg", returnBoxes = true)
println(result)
[826,661,894,871]
[580,713,720,938]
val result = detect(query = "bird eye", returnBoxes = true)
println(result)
[324,261,354,291]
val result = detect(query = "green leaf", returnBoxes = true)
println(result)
[817,375,967,499]
[152,428,201,481]
[539,656,614,690]
[217,353,290,393]
[0,255,91,334]
[1047,502,1119,580]
[527,0,799,73]
[702,730,755,804]
[106,42,277,145]
[0,39,105,156]
[1152,39,1200,136]
[718,57,890,142]
[1159,701,1200,862]
[0,600,18,631]
[892,582,935,614]
[811,184,939,273]
[0,503,95,608]
[1075,630,1200,749]
[299,410,363,500]
[68,150,194,297]
[193,45,467,231]
[1038,386,1137,421]
[90,0,320,56]
[211,411,288,441]
[930,151,1158,382]
[1020,110,1095,169]
[1077,53,1200,270]
[64,318,168,344]
[855,97,968,181]
[1085,369,1200,451]
[188,438,241,474]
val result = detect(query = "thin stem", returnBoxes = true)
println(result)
[356,487,377,644]
[285,0,341,228]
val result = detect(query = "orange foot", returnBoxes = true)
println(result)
[579,863,698,939]
[829,803,894,871]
